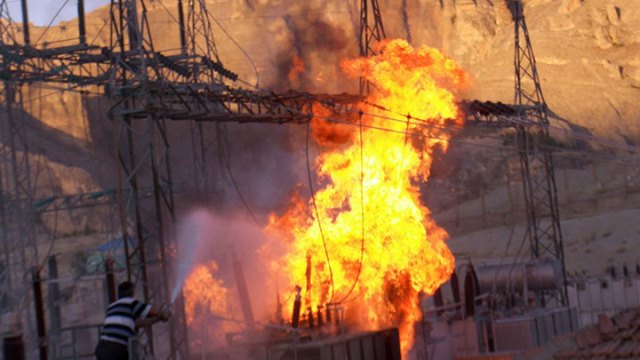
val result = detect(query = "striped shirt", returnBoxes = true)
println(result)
[99,297,151,346]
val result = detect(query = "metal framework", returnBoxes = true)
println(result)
[183,0,223,201]
[107,0,187,356]
[510,0,566,306]
[0,0,571,358]
[0,83,39,347]
[358,0,385,94]
[0,0,39,348]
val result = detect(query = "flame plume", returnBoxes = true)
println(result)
[267,39,468,354]
[184,261,228,324]
[183,261,235,348]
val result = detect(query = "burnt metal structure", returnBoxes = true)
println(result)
[510,0,566,306]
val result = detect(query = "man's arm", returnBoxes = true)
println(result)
[150,305,171,321]
[135,305,171,328]
[135,316,161,328]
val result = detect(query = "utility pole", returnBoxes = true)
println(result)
[510,0,566,306]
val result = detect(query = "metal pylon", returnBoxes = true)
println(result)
[0,1,41,348]
[0,83,39,346]
[510,0,566,306]
[183,0,224,202]
[359,0,386,95]
[108,0,187,358]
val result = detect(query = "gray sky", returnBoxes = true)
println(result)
[5,0,109,26]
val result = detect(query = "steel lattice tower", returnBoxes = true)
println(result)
[182,0,223,203]
[107,0,192,357]
[0,0,40,349]
[359,0,385,94]
[510,0,567,306]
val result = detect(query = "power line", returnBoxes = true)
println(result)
[305,121,335,304]
[335,111,366,304]
[8,75,640,168]
[153,0,259,87]
[218,123,261,226]
[8,0,636,161]
[34,0,72,46]
[208,11,259,88]
[230,72,640,159]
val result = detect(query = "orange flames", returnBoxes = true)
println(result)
[184,261,228,324]
[267,39,467,354]
[183,261,235,347]
[288,53,305,86]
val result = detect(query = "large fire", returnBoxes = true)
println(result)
[180,39,467,356]
[267,39,467,354]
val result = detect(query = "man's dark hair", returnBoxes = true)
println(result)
[118,281,135,299]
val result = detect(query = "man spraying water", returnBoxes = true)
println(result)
[94,281,172,359]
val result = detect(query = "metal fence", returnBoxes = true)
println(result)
[567,275,640,327]
[46,273,114,360]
